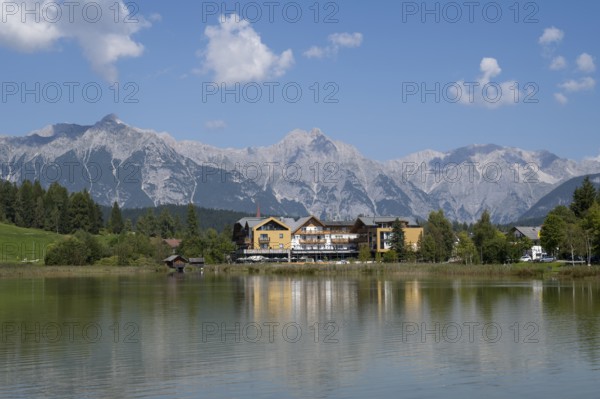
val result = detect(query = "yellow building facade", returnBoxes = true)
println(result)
[252,217,292,250]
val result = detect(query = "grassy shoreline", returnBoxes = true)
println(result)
[0,264,168,278]
[202,263,555,278]
[2,262,600,279]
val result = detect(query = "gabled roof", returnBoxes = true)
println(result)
[290,216,325,233]
[255,217,291,231]
[280,217,298,229]
[235,217,265,229]
[512,226,542,241]
[163,255,188,262]
[355,216,418,227]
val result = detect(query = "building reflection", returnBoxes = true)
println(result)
[2,276,600,397]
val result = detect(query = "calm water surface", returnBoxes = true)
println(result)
[1,273,599,398]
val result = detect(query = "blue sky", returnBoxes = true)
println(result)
[1,0,599,161]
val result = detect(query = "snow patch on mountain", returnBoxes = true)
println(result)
[2,114,600,223]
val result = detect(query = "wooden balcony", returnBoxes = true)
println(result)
[258,237,270,244]
[298,229,351,235]
[300,239,326,244]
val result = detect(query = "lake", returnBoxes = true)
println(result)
[1,272,599,398]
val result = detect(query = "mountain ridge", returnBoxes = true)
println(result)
[1,115,599,224]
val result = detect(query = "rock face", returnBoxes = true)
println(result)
[1,115,599,223]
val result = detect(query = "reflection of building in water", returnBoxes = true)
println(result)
[244,276,293,320]
[375,280,394,322]
[532,280,543,301]
[403,280,422,320]
[244,276,359,324]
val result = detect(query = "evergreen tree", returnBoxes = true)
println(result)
[15,180,34,227]
[92,203,104,234]
[158,208,175,238]
[69,191,93,233]
[108,201,124,234]
[186,204,200,238]
[45,183,70,234]
[388,218,405,260]
[32,180,45,202]
[571,176,597,218]
[33,197,46,229]
[136,209,158,237]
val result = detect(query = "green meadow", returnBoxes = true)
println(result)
[0,222,64,264]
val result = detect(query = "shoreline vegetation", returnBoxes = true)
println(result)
[2,262,600,280]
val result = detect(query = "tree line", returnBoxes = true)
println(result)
[397,177,600,265]
[0,180,103,234]
[0,180,236,266]
[357,210,534,265]
[540,176,600,264]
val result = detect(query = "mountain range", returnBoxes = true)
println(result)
[1,114,599,224]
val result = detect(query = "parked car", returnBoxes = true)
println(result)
[519,255,532,262]
[540,256,556,263]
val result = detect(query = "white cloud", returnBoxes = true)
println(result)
[539,27,564,45]
[328,32,363,48]
[559,77,596,92]
[304,32,363,59]
[303,46,325,59]
[201,14,294,83]
[479,57,502,83]
[554,93,568,105]
[0,0,150,81]
[550,56,567,70]
[576,53,596,73]
[205,120,227,130]
[452,57,524,109]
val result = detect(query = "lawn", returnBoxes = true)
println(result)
[0,223,64,264]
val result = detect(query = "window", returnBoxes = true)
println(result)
[279,233,283,239]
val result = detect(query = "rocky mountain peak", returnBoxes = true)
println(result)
[2,116,600,223]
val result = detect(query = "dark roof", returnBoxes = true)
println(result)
[163,255,188,262]
[324,220,355,227]
[512,226,542,241]
[356,216,418,227]
[235,217,264,229]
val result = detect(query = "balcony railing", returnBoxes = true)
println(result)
[258,237,270,244]
[331,238,352,244]
[297,229,352,235]
[300,239,326,244]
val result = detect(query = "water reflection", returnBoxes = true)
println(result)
[1,274,600,398]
